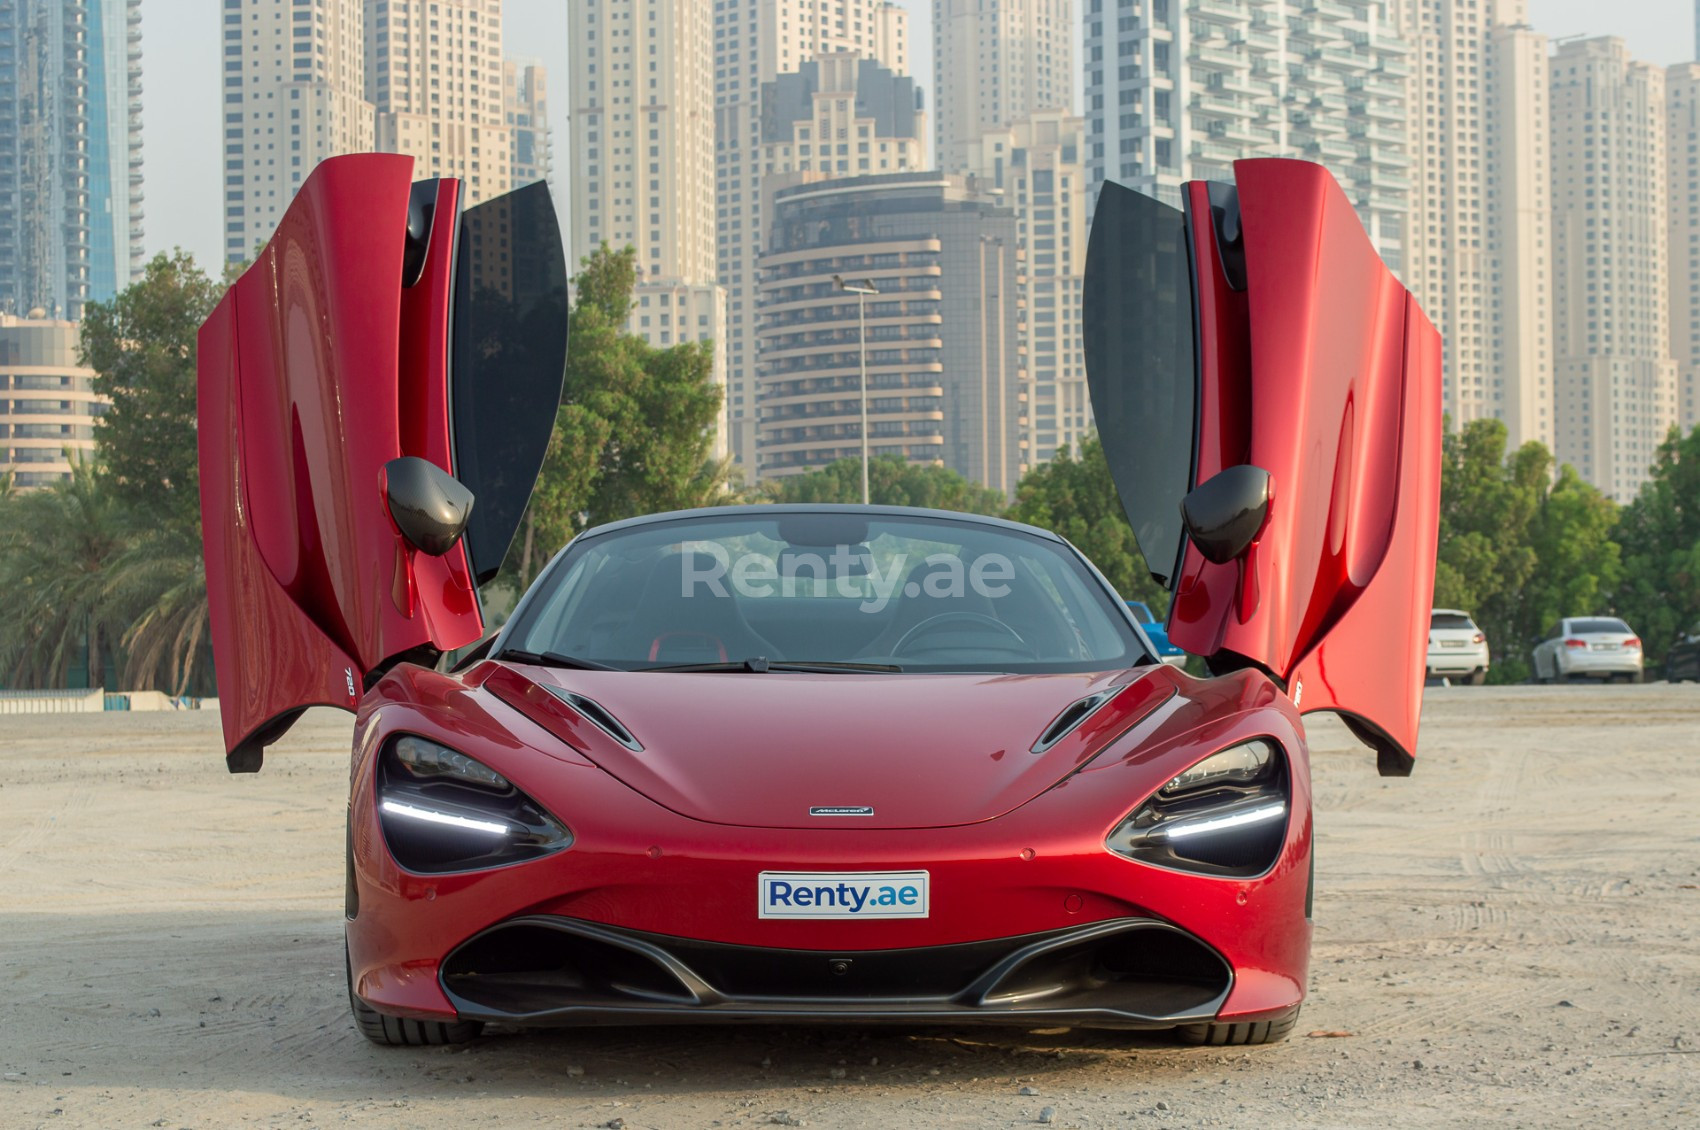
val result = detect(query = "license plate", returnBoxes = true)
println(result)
[1442,640,1466,648]
[758,871,929,919]
[1592,643,1618,651]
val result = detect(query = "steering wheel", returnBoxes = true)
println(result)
[892,612,1030,657]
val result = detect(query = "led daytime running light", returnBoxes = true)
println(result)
[1160,802,1287,840]
[380,798,510,836]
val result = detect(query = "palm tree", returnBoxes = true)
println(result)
[102,520,212,696]
[0,462,129,688]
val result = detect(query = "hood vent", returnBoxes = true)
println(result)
[544,686,643,751]
[1030,689,1120,754]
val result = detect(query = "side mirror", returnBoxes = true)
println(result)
[384,456,474,557]
[1181,464,1273,565]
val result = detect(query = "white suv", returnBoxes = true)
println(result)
[1427,609,1490,685]
[1531,617,1643,684]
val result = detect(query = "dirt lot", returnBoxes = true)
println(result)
[1,686,1697,1129]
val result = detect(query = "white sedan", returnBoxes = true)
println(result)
[1531,617,1644,684]
[1427,609,1490,684]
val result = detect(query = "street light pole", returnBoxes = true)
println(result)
[834,274,879,505]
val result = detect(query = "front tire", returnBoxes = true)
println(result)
[1176,1007,1300,1046]
[347,947,482,1046]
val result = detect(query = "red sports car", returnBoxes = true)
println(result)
[198,155,1439,1048]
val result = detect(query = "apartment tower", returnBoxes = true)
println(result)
[0,315,105,489]
[758,174,1026,495]
[1551,37,1678,502]
[569,0,726,456]
[713,0,911,475]
[933,0,1073,176]
[221,0,373,263]
[1667,63,1700,431]
[0,0,144,318]
[1389,0,1553,451]
[367,0,511,205]
[505,58,551,189]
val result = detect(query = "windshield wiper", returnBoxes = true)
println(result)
[498,648,621,671]
[639,657,903,674]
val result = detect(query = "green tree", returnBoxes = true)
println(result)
[509,245,726,585]
[1432,418,1623,682]
[79,251,226,523]
[763,453,1008,515]
[1614,423,1700,664]
[1005,436,1167,611]
[0,462,129,688]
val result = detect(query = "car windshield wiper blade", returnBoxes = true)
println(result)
[498,648,621,671]
[639,657,903,674]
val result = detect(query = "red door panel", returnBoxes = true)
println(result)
[199,155,485,770]
[1086,159,1441,773]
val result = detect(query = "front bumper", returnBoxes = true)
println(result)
[345,670,1313,1033]
[440,915,1231,1029]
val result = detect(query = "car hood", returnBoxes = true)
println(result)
[481,664,1180,830]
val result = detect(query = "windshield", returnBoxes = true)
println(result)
[502,511,1146,673]
[1430,612,1475,630]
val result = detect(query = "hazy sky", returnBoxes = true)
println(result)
[146,1,1692,272]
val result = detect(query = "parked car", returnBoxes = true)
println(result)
[1426,609,1489,685]
[1531,617,1644,683]
[1664,628,1700,683]
[1126,601,1188,667]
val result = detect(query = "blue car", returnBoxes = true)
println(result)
[1128,601,1189,667]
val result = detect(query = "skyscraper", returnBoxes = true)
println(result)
[1392,0,1553,451]
[758,173,1026,495]
[933,0,1074,176]
[505,58,551,189]
[964,112,1088,463]
[713,0,911,476]
[1551,37,1679,502]
[569,0,725,456]
[1084,0,1407,262]
[1667,62,1700,432]
[221,0,373,264]
[367,0,511,205]
[0,0,143,319]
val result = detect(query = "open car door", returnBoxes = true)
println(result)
[1084,159,1441,775]
[198,155,568,771]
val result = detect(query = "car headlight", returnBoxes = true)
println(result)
[1106,739,1289,877]
[376,735,571,874]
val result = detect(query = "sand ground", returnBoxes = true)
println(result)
[1,685,1697,1128]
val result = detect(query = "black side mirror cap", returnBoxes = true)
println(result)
[384,456,474,557]
[1181,464,1273,565]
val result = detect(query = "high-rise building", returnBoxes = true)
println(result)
[221,0,373,264]
[0,0,143,319]
[964,112,1088,463]
[367,0,510,206]
[504,58,551,189]
[0,314,106,489]
[1392,0,1553,451]
[933,0,1074,176]
[1083,0,1408,265]
[757,173,1027,495]
[1551,37,1678,502]
[713,0,912,476]
[1668,62,1700,432]
[569,0,725,458]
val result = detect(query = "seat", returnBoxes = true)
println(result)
[616,550,779,664]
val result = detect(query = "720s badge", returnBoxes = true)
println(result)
[758,871,930,919]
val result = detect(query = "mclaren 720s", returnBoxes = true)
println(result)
[198,154,1440,1047]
